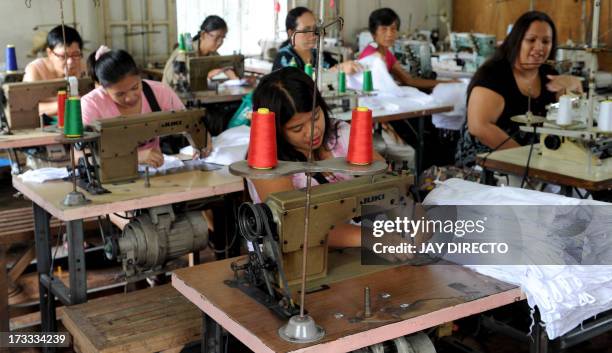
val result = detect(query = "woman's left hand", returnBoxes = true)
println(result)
[338,61,363,74]
[546,75,583,94]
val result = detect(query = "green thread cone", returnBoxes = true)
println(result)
[289,57,298,67]
[178,33,186,51]
[304,63,313,77]
[338,71,346,93]
[64,97,83,138]
[362,70,373,92]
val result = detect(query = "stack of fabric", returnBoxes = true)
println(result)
[423,178,612,339]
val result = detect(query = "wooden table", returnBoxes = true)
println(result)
[11,168,243,345]
[476,145,612,194]
[0,129,61,150]
[172,250,522,353]
[0,128,63,174]
[337,104,454,183]
[180,86,254,105]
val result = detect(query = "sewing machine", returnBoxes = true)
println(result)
[394,39,435,79]
[1,77,94,130]
[229,173,413,318]
[83,109,208,185]
[518,95,612,166]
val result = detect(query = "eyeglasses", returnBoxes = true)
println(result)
[52,50,83,60]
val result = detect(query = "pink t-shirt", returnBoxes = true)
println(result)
[81,79,185,150]
[23,57,86,81]
[358,44,397,72]
[248,120,352,203]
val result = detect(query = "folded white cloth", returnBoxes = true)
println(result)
[423,179,612,339]
[220,78,248,87]
[20,167,69,183]
[180,125,250,166]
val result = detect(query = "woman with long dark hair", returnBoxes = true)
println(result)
[247,67,386,248]
[456,11,581,165]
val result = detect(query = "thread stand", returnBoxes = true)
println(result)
[229,158,387,179]
[55,133,97,207]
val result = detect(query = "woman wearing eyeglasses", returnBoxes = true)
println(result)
[24,25,85,81]
[23,25,86,116]
[272,7,361,74]
[162,15,238,88]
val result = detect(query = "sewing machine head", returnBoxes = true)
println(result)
[2,77,94,130]
[234,173,413,317]
[188,54,244,91]
[91,108,208,184]
[517,95,612,166]
[394,39,435,79]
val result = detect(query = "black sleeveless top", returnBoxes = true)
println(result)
[455,59,558,165]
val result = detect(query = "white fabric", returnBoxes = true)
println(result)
[430,79,469,130]
[423,179,612,339]
[180,125,250,166]
[346,55,457,117]
[219,78,248,87]
[19,167,69,183]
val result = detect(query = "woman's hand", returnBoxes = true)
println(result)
[546,75,583,94]
[138,147,164,168]
[336,61,363,74]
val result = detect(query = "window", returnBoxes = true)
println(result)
[176,0,287,56]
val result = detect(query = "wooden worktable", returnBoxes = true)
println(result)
[477,145,612,191]
[335,105,453,123]
[180,86,254,105]
[0,128,61,149]
[12,168,243,221]
[172,250,522,353]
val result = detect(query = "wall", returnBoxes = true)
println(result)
[452,0,612,70]
[0,0,100,72]
[292,0,452,49]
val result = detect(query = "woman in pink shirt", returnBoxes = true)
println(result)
[359,8,448,91]
[82,47,187,168]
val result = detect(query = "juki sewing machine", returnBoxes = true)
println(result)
[80,109,209,186]
[75,109,212,280]
[228,173,414,318]
[1,77,94,131]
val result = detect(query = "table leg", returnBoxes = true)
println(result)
[202,313,223,353]
[0,245,9,334]
[33,204,57,352]
[67,220,87,304]
[7,148,20,175]
[416,116,425,185]
[481,169,496,186]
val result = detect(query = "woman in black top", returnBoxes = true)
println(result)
[456,11,581,165]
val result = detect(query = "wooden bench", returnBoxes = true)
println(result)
[62,284,201,353]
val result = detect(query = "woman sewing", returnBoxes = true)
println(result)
[456,11,582,166]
